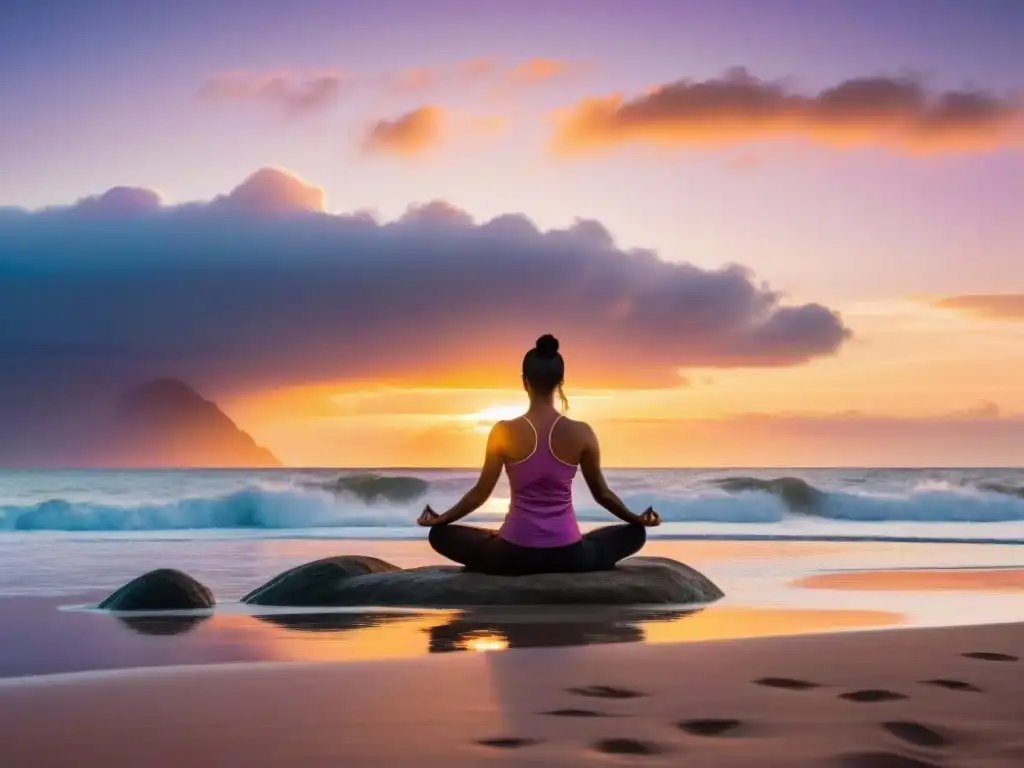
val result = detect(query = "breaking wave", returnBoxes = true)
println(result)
[713,476,1024,521]
[2,473,1024,532]
[307,473,430,503]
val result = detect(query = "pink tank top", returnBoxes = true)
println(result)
[498,415,582,548]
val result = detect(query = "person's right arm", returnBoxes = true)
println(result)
[579,424,659,526]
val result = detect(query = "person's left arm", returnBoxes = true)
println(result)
[422,423,505,525]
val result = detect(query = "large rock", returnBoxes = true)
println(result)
[98,568,215,611]
[240,555,402,606]
[241,555,723,608]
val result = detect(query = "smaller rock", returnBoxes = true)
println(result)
[98,568,215,611]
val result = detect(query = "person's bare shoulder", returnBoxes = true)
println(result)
[560,416,596,442]
[483,421,507,456]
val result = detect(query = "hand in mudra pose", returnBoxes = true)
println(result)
[417,505,444,527]
[637,507,661,526]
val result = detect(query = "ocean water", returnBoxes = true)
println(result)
[3,468,1024,678]
[3,467,1024,535]
[0,467,1023,598]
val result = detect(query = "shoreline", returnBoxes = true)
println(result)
[0,622,1020,766]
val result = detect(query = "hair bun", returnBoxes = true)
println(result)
[534,334,560,359]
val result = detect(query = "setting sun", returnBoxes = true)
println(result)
[463,404,526,426]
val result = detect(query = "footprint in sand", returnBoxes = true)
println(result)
[754,677,820,691]
[593,738,664,756]
[542,708,610,718]
[834,753,941,768]
[920,678,982,692]
[676,718,744,737]
[962,651,1019,662]
[568,685,647,699]
[881,721,948,749]
[839,689,908,703]
[476,737,540,749]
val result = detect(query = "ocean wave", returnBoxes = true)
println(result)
[2,476,1024,531]
[0,488,416,531]
[305,473,431,503]
[713,476,823,513]
[976,482,1024,500]
[714,476,1024,522]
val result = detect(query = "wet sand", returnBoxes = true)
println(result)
[1,621,1021,767]
[0,593,904,678]
[795,567,1024,592]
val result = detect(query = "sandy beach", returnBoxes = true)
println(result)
[2,534,1022,766]
[1,620,1020,767]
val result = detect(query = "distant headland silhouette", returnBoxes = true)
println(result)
[100,378,281,468]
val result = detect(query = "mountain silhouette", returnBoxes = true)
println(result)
[104,378,281,467]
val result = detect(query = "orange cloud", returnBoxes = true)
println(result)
[198,69,351,115]
[551,67,1024,154]
[363,106,444,157]
[362,107,506,155]
[506,58,575,85]
[931,294,1024,320]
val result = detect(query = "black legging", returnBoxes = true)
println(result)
[428,523,646,576]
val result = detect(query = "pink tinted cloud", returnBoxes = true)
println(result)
[198,69,351,115]
[382,57,579,94]
[382,67,436,94]
[73,186,165,214]
[932,294,1024,320]
[211,167,326,213]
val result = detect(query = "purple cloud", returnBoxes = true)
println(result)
[0,167,851,462]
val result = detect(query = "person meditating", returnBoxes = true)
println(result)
[417,334,660,576]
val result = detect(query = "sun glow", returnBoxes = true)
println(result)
[463,404,525,423]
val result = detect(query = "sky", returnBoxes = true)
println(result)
[1,0,1023,467]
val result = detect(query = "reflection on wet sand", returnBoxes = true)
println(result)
[0,595,906,680]
[245,608,693,658]
[426,607,698,653]
[253,611,419,633]
[241,603,902,661]
[641,606,902,643]
[116,613,213,636]
[794,568,1024,592]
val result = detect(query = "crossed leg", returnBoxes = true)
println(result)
[581,523,647,570]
